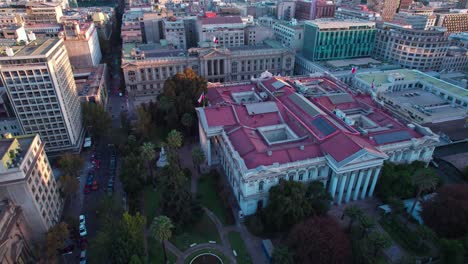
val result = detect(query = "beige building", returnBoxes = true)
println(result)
[196,16,245,47]
[60,22,102,69]
[162,17,186,50]
[0,199,35,262]
[122,42,295,104]
[0,134,63,241]
[0,38,84,153]
[74,64,110,106]
[25,2,63,24]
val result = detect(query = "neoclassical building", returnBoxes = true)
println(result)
[196,72,439,216]
[122,42,294,104]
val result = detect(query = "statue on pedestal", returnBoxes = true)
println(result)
[157,146,168,168]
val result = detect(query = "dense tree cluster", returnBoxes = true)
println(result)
[421,184,468,239]
[261,180,331,232]
[82,102,112,139]
[375,161,438,203]
[287,217,352,264]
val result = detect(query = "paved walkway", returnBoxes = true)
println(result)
[150,143,268,264]
[328,198,407,263]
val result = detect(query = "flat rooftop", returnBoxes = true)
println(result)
[0,38,59,58]
[357,69,468,98]
[326,57,381,68]
[306,19,375,29]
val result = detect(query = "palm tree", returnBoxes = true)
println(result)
[140,142,156,182]
[344,205,364,232]
[191,146,205,173]
[368,232,392,257]
[166,130,183,150]
[181,113,194,130]
[358,214,375,238]
[150,216,174,264]
[409,169,438,214]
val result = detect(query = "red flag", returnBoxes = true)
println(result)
[351,67,356,74]
[197,92,205,104]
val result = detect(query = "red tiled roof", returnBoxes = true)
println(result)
[199,16,243,25]
[199,75,427,169]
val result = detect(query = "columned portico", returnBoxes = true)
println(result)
[353,170,365,201]
[360,169,373,199]
[337,173,348,205]
[329,172,338,198]
[345,171,356,203]
[368,166,382,197]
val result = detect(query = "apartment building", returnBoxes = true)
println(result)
[0,134,63,240]
[435,10,468,34]
[373,22,449,71]
[303,20,376,61]
[163,17,186,50]
[368,0,400,21]
[335,5,381,21]
[0,38,84,153]
[25,2,63,24]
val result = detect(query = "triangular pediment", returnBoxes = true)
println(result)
[327,148,388,170]
[199,49,230,58]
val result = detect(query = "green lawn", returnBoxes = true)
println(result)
[184,249,228,264]
[148,236,177,264]
[144,187,161,226]
[197,175,228,225]
[171,213,221,251]
[227,231,253,264]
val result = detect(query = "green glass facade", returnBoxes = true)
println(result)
[303,21,376,61]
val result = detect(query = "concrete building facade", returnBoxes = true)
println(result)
[122,43,294,104]
[335,5,381,21]
[0,38,84,153]
[196,16,245,47]
[25,2,63,24]
[196,73,439,215]
[272,20,304,51]
[61,22,102,69]
[163,17,186,50]
[303,20,376,61]
[0,199,35,262]
[373,22,449,71]
[435,10,468,34]
[0,134,63,240]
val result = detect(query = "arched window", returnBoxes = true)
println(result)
[259,181,264,191]
[298,172,304,181]
[288,173,295,181]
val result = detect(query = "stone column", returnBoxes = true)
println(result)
[206,138,211,166]
[368,167,382,197]
[353,170,365,201]
[329,172,338,199]
[345,171,356,203]
[360,169,373,199]
[312,167,318,180]
[337,173,348,205]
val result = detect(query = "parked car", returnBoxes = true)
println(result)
[79,250,86,264]
[79,226,87,237]
[91,180,98,191]
[79,215,85,227]
[79,238,88,250]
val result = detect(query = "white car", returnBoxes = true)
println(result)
[79,250,86,264]
[79,215,86,227]
[79,226,87,237]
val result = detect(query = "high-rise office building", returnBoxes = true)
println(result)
[373,22,449,71]
[303,20,376,61]
[435,10,468,34]
[61,22,102,69]
[0,37,84,153]
[0,134,63,240]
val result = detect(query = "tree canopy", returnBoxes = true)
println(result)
[287,216,352,264]
[375,161,431,202]
[111,212,146,264]
[421,184,468,239]
[57,153,84,177]
[263,180,331,232]
[157,68,207,134]
[45,222,69,262]
[82,102,112,139]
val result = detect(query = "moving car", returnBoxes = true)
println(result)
[80,250,86,264]
[79,215,85,227]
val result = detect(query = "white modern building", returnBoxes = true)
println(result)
[196,72,439,215]
[0,38,84,153]
[272,19,304,51]
[354,69,468,124]
[196,15,245,47]
[0,134,63,241]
